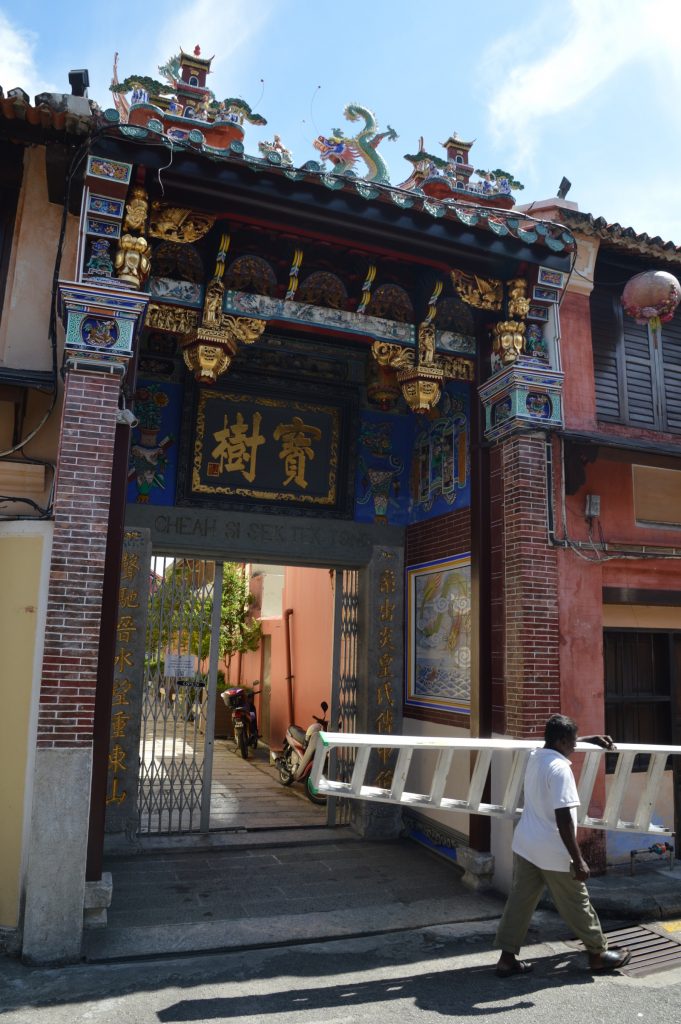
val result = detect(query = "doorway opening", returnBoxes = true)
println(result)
[136,555,359,836]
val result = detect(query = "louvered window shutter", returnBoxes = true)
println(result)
[591,286,623,421]
[660,312,681,432]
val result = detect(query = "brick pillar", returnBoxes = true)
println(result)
[22,364,123,964]
[38,369,121,745]
[491,432,560,739]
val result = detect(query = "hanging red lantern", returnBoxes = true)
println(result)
[621,270,681,327]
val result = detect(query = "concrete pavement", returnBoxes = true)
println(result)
[3,915,681,1024]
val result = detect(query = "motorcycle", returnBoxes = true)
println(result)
[222,686,260,760]
[276,700,329,805]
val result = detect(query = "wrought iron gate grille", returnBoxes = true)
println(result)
[138,556,218,834]
[329,568,359,826]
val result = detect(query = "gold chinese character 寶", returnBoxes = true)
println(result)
[211,411,265,483]
[273,416,322,489]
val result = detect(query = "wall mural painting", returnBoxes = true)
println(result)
[354,411,411,525]
[355,382,470,525]
[406,553,471,715]
[127,380,182,505]
[410,382,470,522]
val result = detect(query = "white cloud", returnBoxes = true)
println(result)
[484,0,681,165]
[153,0,273,99]
[0,10,59,97]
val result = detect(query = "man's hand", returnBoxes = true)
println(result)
[578,734,615,750]
[573,857,590,882]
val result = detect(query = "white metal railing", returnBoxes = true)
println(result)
[311,733,681,836]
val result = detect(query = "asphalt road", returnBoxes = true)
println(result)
[2,916,681,1024]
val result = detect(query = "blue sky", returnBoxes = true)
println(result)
[2,0,680,243]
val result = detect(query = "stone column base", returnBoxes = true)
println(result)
[83,872,113,929]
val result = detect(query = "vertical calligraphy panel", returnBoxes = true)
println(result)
[354,544,404,839]
[104,528,152,836]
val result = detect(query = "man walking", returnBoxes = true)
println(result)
[494,714,631,976]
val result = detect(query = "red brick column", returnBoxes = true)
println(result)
[490,432,560,739]
[38,367,122,748]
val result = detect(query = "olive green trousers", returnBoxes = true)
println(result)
[494,853,607,955]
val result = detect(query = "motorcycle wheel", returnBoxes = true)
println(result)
[305,775,327,805]
[236,726,248,760]
[278,755,295,786]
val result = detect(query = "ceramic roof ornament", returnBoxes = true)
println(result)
[313,104,398,184]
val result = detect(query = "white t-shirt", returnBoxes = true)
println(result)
[512,747,580,872]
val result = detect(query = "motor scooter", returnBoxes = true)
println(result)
[222,687,259,760]
[276,701,329,804]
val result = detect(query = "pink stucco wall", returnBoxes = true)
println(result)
[239,567,334,750]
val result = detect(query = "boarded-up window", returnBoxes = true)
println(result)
[633,465,681,526]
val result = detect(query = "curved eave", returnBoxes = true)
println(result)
[563,209,681,265]
[91,133,574,276]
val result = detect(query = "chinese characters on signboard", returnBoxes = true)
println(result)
[189,389,343,510]
[105,530,152,834]
[374,556,398,788]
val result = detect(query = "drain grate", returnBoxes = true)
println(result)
[603,925,681,978]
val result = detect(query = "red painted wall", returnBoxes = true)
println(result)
[239,567,334,750]
[560,291,598,431]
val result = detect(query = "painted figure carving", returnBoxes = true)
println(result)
[122,186,149,233]
[115,234,151,288]
[492,320,526,366]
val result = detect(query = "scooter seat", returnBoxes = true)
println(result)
[289,724,307,745]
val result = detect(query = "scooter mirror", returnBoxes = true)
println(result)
[321,701,328,713]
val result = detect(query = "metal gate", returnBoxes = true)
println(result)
[138,556,223,834]
[328,569,360,825]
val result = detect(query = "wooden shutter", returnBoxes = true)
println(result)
[590,286,622,421]
[622,315,657,427]
[661,312,681,432]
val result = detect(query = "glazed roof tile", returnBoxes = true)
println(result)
[0,85,576,257]
[561,208,681,264]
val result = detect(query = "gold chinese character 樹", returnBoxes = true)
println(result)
[121,552,140,581]
[273,416,322,489]
[211,411,265,483]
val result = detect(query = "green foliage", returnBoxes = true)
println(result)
[111,75,167,96]
[146,561,261,671]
